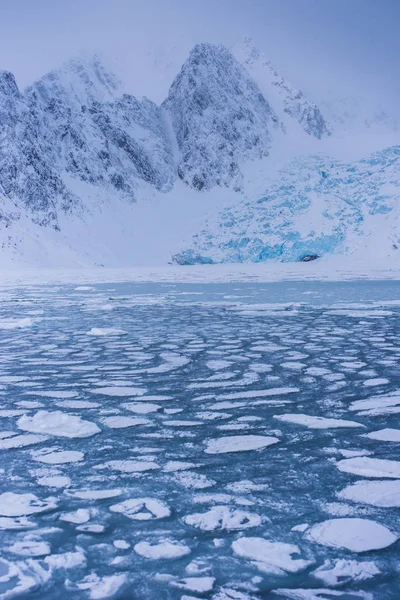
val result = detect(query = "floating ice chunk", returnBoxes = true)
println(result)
[94,386,146,397]
[86,328,127,336]
[338,449,372,458]
[45,548,87,570]
[273,414,364,429]
[0,557,51,597]
[60,508,97,524]
[349,391,400,415]
[0,516,36,530]
[114,540,130,550]
[291,524,309,533]
[0,433,48,449]
[184,506,261,531]
[9,540,51,557]
[122,402,161,414]
[109,498,170,520]
[306,518,397,552]
[312,558,380,586]
[214,388,299,400]
[99,460,159,473]
[38,476,71,488]
[163,461,199,472]
[165,420,203,427]
[0,318,36,329]
[74,286,95,291]
[207,360,231,370]
[67,573,127,599]
[56,400,100,409]
[205,435,279,454]
[18,411,100,438]
[174,471,216,489]
[338,479,400,507]
[0,492,57,517]
[365,428,400,442]
[232,537,312,575]
[32,449,84,464]
[274,588,372,599]
[363,378,389,387]
[28,390,78,399]
[134,539,191,560]
[171,577,215,593]
[69,489,122,500]
[101,416,150,428]
[76,523,105,533]
[336,456,400,478]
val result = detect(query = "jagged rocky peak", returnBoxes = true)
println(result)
[163,43,280,192]
[26,53,121,109]
[0,70,24,120]
[234,38,330,139]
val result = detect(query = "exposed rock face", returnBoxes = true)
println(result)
[163,43,280,192]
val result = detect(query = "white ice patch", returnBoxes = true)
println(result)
[60,508,97,524]
[0,492,57,516]
[204,435,279,454]
[69,489,122,500]
[134,539,191,560]
[110,498,170,520]
[0,318,36,329]
[184,506,261,531]
[122,402,161,414]
[306,518,397,552]
[273,414,364,429]
[365,428,400,442]
[98,460,159,473]
[232,537,312,575]
[363,378,389,387]
[86,328,127,336]
[170,577,215,593]
[312,559,380,586]
[101,416,150,428]
[93,386,146,397]
[336,456,400,478]
[31,449,84,464]
[0,433,48,449]
[18,411,100,438]
[67,573,127,599]
[38,476,71,488]
[9,540,51,557]
[338,479,400,507]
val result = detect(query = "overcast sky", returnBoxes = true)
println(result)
[0,0,399,110]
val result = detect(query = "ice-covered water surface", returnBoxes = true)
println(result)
[0,280,399,599]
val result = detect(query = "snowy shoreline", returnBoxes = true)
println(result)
[0,257,400,287]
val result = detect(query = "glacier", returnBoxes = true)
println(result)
[174,145,400,264]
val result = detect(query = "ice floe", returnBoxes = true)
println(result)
[101,416,150,428]
[204,435,279,454]
[0,492,57,516]
[18,410,100,438]
[109,498,170,520]
[273,414,364,429]
[306,518,397,551]
[365,428,400,442]
[312,559,380,586]
[336,456,400,478]
[31,449,84,464]
[134,539,191,559]
[232,537,312,575]
[338,479,400,507]
[184,506,261,531]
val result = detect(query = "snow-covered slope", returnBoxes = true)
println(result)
[233,38,330,140]
[173,145,400,264]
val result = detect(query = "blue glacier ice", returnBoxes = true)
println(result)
[174,145,400,264]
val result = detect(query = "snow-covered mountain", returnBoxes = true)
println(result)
[0,41,398,267]
[173,145,400,264]
[233,38,331,140]
[163,43,280,192]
